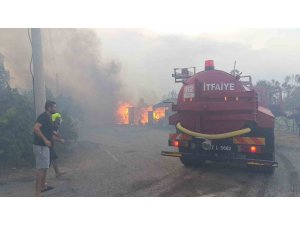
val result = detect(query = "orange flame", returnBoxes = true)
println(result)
[139,106,153,125]
[116,102,133,124]
[116,103,167,125]
[153,107,167,121]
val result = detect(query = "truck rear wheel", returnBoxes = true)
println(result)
[247,128,275,174]
[263,128,275,174]
[180,156,196,167]
[264,166,275,174]
[263,152,275,174]
[179,147,204,167]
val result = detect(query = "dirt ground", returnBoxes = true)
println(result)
[0,126,300,197]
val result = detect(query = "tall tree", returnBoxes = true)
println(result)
[0,53,11,90]
[281,75,300,111]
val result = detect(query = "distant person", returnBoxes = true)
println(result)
[286,107,300,138]
[33,100,56,197]
[50,112,65,178]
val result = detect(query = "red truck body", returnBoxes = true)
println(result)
[162,60,278,172]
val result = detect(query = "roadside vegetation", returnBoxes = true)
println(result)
[256,74,300,134]
[0,55,79,168]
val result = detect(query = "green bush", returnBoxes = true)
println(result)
[0,56,79,168]
[0,89,35,167]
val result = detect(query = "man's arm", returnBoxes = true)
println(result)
[52,133,65,143]
[33,122,52,147]
[53,130,62,138]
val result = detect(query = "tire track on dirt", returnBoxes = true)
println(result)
[118,166,201,196]
[235,172,257,196]
[276,151,300,196]
[256,173,272,197]
[157,167,208,197]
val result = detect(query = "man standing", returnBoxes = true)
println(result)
[33,100,56,197]
[50,112,66,177]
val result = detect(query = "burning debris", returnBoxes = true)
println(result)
[153,107,167,121]
[115,102,133,124]
[139,106,153,125]
[115,98,174,127]
[116,102,153,126]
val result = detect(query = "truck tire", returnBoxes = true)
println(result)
[264,165,275,174]
[180,156,196,167]
[263,128,275,174]
[263,151,275,174]
[179,147,204,167]
[247,127,275,174]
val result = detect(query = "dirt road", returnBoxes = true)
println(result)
[1,126,300,197]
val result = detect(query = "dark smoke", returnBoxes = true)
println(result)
[3,28,299,127]
[0,28,123,126]
[0,29,32,89]
[43,29,123,126]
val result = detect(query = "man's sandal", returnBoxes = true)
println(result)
[41,185,54,192]
[56,171,66,178]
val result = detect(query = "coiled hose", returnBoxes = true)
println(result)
[176,122,251,140]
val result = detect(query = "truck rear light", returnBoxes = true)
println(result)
[169,140,188,148]
[250,146,257,153]
[239,145,262,154]
[168,133,192,148]
[173,141,179,147]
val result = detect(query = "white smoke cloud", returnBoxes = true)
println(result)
[1,28,300,125]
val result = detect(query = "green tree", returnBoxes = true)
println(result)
[281,75,300,111]
[0,53,10,90]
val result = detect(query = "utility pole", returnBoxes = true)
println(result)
[55,73,60,97]
[31,28,46,118]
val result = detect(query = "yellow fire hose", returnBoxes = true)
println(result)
[176,123,251,140]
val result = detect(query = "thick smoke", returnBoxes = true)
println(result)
[0,29,32,89]
[0,28,124,126]
[43,29,123,126]
[2,28,300,127]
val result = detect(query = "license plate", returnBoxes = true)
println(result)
[204,145,232,151]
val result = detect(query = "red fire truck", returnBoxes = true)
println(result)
[161,60,278,173]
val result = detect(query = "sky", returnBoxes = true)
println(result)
[1,28,300,109]
[94,28,300,100]
[1,1,300,124]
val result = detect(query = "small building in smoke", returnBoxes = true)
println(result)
[116,97,177,127]
[148,97,177,127]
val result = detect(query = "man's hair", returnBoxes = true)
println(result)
[45,100,56,110]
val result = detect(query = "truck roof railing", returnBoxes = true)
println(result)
[239,75,253,89]
[172,67,196,83]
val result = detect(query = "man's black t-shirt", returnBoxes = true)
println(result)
[33,112,53,146]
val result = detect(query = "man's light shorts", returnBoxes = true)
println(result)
[33,145,50,169]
